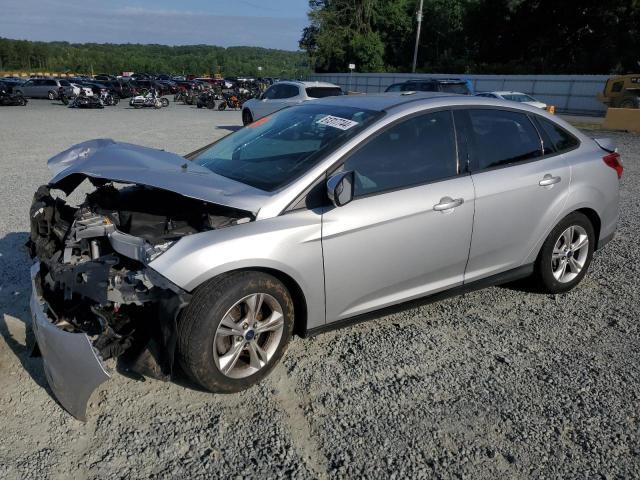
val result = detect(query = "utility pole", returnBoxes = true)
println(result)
[412,0,424,73]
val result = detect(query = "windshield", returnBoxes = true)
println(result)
[191,104,380,191]
[503,93,537,102]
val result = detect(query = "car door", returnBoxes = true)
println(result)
[456,108,571,282]
[322,109,475,322]
[20,79,36,97]
[251,84,279,119]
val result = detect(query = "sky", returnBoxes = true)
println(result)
[0,0,310,50]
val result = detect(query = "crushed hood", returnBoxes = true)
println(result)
[47,139,269,214]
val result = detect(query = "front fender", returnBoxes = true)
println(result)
[149,209,326,330]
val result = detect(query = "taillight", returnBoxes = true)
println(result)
[603,151,623,179]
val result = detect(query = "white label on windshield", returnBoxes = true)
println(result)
[316,115,359,130]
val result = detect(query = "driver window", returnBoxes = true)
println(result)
[341,110,458,197]
[262,85,277,99]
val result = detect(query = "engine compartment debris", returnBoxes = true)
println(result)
[27,178,252,377]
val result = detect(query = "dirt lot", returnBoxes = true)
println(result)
[0,100,638,479]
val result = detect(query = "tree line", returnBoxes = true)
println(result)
[300,0,640,74]
[0,38,310,77]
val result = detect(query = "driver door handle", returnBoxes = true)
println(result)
[539,174,561,187]
[434,197,464,211]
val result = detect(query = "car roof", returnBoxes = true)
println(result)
[278,80,341,89]
[485,91,532,96]
[311,92,460,111]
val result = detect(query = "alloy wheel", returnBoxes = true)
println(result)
[213,293,285,379]
[551,225,589,283]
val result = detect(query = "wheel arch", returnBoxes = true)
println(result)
[575,207,601,247]
[189,266,309,338]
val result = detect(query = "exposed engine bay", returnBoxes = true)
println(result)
[28,178,252,378]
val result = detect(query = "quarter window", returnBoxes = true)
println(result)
[342,110,458,197]
[537,117,579,152]
[466,109,542,170]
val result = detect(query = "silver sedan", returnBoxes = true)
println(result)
[28,93,621,419]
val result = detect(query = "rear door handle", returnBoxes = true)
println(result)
[539,174,561,187]
[434,196,464,211]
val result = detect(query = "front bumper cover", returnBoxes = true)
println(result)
[30,262,110,421]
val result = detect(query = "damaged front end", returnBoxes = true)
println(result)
[28,179,251,420]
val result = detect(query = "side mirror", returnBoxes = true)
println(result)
[327,171,354,207]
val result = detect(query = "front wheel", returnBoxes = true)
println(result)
[177,272,294,392]
[242,109,253,125]
[534,212,595,293]
[161,98,169,107]
[48,90,57,100]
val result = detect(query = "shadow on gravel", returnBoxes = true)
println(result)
[216,125,242,133]
[0,232,55,396]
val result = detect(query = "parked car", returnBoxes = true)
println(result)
[475,91,553,111]
[385,78,471,95]
[0,77,25,92]
[241,80,343,125]
[28,93,620,419]
[0,82,28,106]
[16,77,74,99]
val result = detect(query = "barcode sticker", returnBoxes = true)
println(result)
[316,115,359,130]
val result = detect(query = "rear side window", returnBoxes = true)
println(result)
[306,87,342,98]
[342,110,458,197]
[537,117,580,152]
[465,109,543,171]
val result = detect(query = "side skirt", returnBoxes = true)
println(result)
[304,263,534,337]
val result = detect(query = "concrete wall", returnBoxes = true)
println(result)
[305,73,609,116]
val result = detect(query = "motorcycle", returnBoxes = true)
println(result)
[129,90,169,109]
[68,92,104,109]
[196,89,223,109]
[100,90,120,106]
[0,89,27,106]
[217,90,250,110]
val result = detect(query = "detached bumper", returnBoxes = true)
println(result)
[29,262,110,421]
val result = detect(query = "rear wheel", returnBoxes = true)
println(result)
[17,95,27,106]
[177,271,294,392]
[619,97,639,109]
[534,212,595,293]
[242,109,253,125]
[48,90,56,100]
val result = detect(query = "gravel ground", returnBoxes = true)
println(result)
[0,100,638,479]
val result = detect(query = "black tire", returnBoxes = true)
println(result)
[18,96,27,106]
[177,271,294,393]
[534,212,595,294]
[619,97,639,109]
[48,90,56,100]
[242,109,253,125]
[218,102,227,111]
